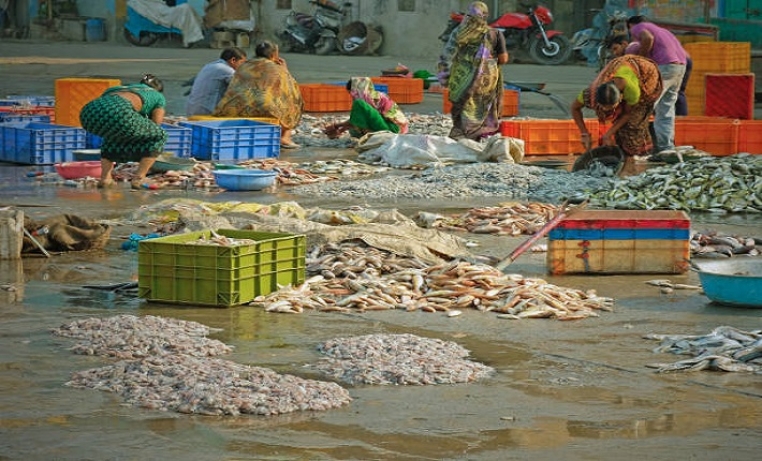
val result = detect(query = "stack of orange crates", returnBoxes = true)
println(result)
[442,89,519,116]
[674,116,740,156]
[370,77,424,104]
[682,42,751,116]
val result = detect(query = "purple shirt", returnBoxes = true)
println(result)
[630,22,687,65]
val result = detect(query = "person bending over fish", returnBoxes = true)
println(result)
[323,77,409,139]
[571,54,662,157]
[79,74,167,189]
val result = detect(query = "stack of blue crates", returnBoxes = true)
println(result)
[0,122,85,164]
[180,119,280,162]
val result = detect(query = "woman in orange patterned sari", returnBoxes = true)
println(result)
[571,54,662,157]
[213,41,304,148]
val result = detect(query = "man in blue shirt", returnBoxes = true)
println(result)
[185,47,247,116]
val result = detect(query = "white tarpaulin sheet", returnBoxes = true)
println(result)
[127,0,204,47]
[356,133,525,169]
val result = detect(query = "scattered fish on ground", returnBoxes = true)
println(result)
[251,241,614,320]
[644,326,762,373]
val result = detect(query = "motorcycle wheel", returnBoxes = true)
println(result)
[124,28,159,47]
[314,36,336,55]
[528,35,573,65]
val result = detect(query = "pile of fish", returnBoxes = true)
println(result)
[415,202,561,235]
[690,231,761,258]
[52,314,352,415]
[586,154,762,212]
[311,333,494,385]
[644,326,762,373]
[252,241,615,320]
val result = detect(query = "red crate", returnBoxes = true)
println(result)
[370,76,424,104]
[299,84,352,112]
[674,116,739,156]
[704,73,755,120]
[737,120,762,154]
[499,118,599,155]
[442,89,519,116]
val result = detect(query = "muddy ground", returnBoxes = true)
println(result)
[1,41,761,461]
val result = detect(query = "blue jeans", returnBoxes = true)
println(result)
[653,63,686,153]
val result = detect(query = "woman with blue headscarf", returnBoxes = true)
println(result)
[437,1,509,141]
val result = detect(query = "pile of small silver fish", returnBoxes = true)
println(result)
[644,326,762,373]
[586,154,762,212]
[690,231,761,258]
[51,314,233,359]
[53,314,352,416]
[66,355,352,416]
[252,241,615,320]
[311,333,495,385]
[415,202,561,235]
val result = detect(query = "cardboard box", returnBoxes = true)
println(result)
[204,0,251,29]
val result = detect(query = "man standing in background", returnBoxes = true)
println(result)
[627,15,687,154]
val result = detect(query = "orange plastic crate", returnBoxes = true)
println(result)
[54,78,121,127]
[442,89,519,117]
[684,42,751,73]
[737,120,762,154]
[370,77,424,104]
[704,73,755,120]
[500,118,599,155]
[299,84,352,112]
[674,116,739,156]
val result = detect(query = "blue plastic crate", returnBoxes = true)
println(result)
[0,114,51,123]
[85,124,193,158]
[0,122,85,164]
[162,123,192,158]
[181,119,280,161]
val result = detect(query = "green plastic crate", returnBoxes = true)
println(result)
[138,229,306,307]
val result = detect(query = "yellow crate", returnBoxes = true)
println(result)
[54,77,121,127]
[684,42,751,73]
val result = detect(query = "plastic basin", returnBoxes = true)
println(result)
[213,169,277,191]
[54,161,102,179]
[695,259,762,308]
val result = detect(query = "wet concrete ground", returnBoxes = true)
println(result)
[1,41,762,460]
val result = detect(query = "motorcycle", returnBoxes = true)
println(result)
[438,4,572,66]
[572,7,630,69]
[279,0,351,55]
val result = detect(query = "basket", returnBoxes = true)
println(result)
[337,21,383,55]
[571,146,625,175]
[54,161,102,179]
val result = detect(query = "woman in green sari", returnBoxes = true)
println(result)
[437,1,509,141]
[323,77,409,139]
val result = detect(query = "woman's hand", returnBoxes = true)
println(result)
[580,132,592,151]
[324,122,348,139]
[600,131,616,146]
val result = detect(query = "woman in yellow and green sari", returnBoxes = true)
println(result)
[214,41,304,149]
[437,1,509,141]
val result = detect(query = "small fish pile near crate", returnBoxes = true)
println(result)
[180,119,280,162]
[54,77,121,127]
[370,76,424,104]
[442,88,519,117]
[499,118,599,155]
[86,123,193,158]
[547,210,691,275]
[682,41,750,116]
[0,121,85,164]
[138,229,307,307]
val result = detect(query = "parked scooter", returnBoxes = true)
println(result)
[572,8,630,69]
[438,4,572,65]
[279,0,351,55]
[124,5,182,47]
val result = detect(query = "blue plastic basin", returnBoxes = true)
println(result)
[695,259,762,308]
[212,169,277,191]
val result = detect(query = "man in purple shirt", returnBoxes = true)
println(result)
[627,15,687,154]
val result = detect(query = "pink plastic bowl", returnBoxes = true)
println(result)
[54,161,102,180]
